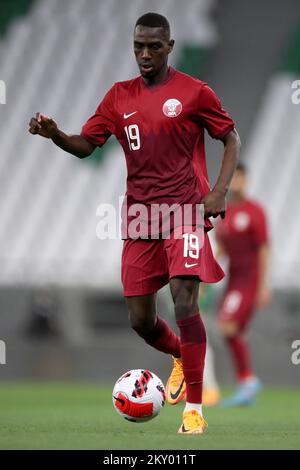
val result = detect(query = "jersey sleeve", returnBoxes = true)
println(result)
[81,84,117,147]
[252,205,269,245]
[196,83,235,139]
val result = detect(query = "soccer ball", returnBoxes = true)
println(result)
[112,369,165,422]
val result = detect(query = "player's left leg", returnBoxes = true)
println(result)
[170,276,207,434]
[163,227,223,433]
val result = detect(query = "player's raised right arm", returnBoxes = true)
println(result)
[28,113,96,158]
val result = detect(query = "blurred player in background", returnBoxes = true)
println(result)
[215,163,271,406]
[28,12,240,433]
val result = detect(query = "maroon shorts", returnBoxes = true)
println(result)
[122,227,224,297]
[218,284,257,331]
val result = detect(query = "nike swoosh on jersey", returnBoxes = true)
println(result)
[170,379,185,400]
[184,262,198,268]
[123,111,138,119]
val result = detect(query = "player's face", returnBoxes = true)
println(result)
[134,26,174,79]
[230,170,247,195]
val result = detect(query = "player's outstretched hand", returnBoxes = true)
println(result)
[202,190,226,219]
[28,113,58,139]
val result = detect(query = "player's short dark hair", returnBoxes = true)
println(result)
[236,162,247,173]
[135,12,170,37]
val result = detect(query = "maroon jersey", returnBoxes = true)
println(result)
[216,199,268,285]
[81,67,234,237]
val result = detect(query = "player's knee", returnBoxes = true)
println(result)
[129,314,147,335]
[218,320,239,338]
[128,310,155,337]
[174,291,198,321]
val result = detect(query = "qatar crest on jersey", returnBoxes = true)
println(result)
[163,98,182,118]
[234,212,250,231]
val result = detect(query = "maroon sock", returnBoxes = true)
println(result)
[177,313,206,404]
[142,316,181,358]
[227,336,254,382]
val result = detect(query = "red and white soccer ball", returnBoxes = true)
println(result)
[112,369,165,422]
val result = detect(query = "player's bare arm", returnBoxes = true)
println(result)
[28,112,95,158]
[203,128,241,219]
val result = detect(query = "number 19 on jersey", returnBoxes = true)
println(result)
[125,125,141,150]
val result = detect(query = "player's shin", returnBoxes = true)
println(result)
[177,313,206,412]
[227,335,254,382]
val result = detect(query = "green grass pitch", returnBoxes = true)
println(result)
[0,383,299,450]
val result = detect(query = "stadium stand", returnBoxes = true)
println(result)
[244,29,300,288]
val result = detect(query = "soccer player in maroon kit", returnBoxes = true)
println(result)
[216,163,270,406]
[28,13,240,434]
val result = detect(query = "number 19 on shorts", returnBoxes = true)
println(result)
[183,233,200,259]
[125,125,141,150]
